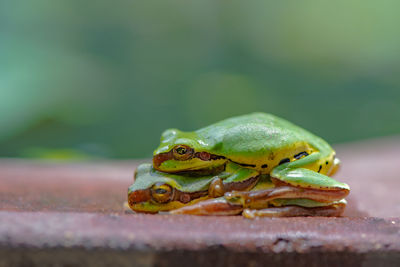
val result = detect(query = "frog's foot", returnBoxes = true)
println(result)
[169,197,243,216]
[242,203,346,219]
[225,184,348,208]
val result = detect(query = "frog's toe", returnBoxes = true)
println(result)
[242,209,257,219]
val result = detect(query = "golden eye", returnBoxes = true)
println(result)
[151,183,173,203]
[172,145,193,160]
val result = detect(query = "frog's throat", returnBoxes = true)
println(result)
[153,150,226,172]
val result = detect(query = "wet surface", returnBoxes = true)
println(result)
[1,137,400,266]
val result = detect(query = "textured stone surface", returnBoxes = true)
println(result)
[0,159,139,213]
[1,212,399,252]
[1,137,400,266]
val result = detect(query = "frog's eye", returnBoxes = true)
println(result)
[172,145,194,161]
[151,183,174,203]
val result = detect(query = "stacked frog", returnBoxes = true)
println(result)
[127,113,350,218]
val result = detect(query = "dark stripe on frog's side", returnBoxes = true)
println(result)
[194,152,226,161]
[230,160,256,168]
[294,151,309,160]
[278,158,290,165]
[261,164,268,168]
[153,150,225,169]
[318,165,322,173]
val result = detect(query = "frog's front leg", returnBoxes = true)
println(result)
[169,197,243,215]
[225,167,349,209]
[208,162,259,198]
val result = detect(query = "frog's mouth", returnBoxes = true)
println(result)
[128,187,208,206]
[153,150,226,172]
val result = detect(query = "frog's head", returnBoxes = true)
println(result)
[128,164,209,213]
[128,181,187,213]
[153,128,226,173]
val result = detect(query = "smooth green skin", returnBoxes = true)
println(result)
[128,163,258,194]
[154,112,348,192]
[128,163,348,213]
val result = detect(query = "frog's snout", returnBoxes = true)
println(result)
[153,151,173,170]
[128,189,151,205]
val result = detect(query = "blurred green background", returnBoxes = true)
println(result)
[1,1,399,159]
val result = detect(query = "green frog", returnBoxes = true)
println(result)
[128,163,349,217]
[152,113,345,197]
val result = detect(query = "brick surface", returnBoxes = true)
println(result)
[0,137,400,266]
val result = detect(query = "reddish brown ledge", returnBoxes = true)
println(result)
[1,137,400,266]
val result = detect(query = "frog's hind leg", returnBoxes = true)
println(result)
[242,203,346,218]
[270,167,350,201]
[224,168,349,207]
[208,162,260,198]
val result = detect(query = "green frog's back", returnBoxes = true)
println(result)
[195,113,332,168]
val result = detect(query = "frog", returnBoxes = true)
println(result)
[128,163,260,214]
[152,112,346,202]
[128,163,349,217]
